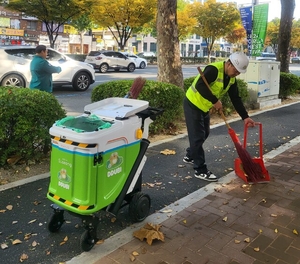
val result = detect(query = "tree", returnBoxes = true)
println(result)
[277,0,295,72]
[188,0,241,62]
[290,19,300,53]
[265,18,280,52]
[224,23,247,52]
[91,0,157,50]
[156,0,183,88]
[177,5,197,41]
[71,14,93,53]
[6,0,92,48]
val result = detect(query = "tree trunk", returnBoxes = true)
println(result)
[278,0,295,72]
[156,0,183,88]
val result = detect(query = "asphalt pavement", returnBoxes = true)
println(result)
[1,101,300,264]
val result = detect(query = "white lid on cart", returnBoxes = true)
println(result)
[84,97,149,119]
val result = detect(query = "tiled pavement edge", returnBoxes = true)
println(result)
[66,137,300,264]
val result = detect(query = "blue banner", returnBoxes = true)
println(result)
[240,6,252,55]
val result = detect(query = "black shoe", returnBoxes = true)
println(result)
[183,156,194,165]
[195,170,218,182]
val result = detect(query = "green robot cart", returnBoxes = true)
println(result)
[46,98,162,251]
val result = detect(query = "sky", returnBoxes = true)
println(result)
[234,0,300,21]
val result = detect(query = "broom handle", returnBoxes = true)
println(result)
[196,67,231,129]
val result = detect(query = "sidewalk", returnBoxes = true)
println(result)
[69,137,300,264]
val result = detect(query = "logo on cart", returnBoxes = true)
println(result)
[106,152,123,177]
[58,168,71,189]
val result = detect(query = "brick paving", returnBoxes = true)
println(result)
[93,143,300,264]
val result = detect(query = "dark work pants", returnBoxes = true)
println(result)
[183,97,210,173]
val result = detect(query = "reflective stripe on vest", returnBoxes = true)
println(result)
[186,61,235,112]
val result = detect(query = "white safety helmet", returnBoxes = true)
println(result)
[229,52,249,73]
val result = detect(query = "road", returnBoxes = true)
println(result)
[53,65,199,116]
[1,65,300,264]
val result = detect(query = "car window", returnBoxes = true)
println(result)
[88,51,102,56]
[47,50,64,61]
[129,55,137,59]
[103,51,114,57]
[5,48,36,60]
[115,52,126,59]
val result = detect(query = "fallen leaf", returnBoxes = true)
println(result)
[259,229,263,234]
[19,253,28,262]
[223,216,228,222]
[244,237,250,243]
[270,214,277,217]
[132,251,139,256]
[254,247,260,252]
[133,223,165,245]
[275,228,278,233]
[60,241,66,246]
[96,239,104,245]
[63,236,68,242]
[24,233,32,240]
[234,240,241,244]
[6,205,13,210]
[261,199,267,203]
[130,255,135,262]
[12,239,22,245]
[0,209,6,213]
[161,209,172,213]
[160,149,176,155]
[25,166,30,172]
[236,232,243,235]
[28,219,37,224]
[32,241,38,247]
[1,243,8,249]
[293,229,299,235]
[111,217,116,223]
[178,164,185,168]
[182,219,187,224]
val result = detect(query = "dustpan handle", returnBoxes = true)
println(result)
[243,122,263,159]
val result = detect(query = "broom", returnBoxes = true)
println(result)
[124,77,146,99]
[197,67,263,182]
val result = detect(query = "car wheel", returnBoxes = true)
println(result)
[72,72,91,91]
[127,63,135,72]
[1,74,25,87]
[99,63,109,73]
[139,62,146,69]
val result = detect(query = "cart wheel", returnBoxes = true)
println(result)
[47,214,64,233]
[80,230,96,252]
[129,192,151,222]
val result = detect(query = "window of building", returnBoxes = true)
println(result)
[10,19,20,29]
[27,21,37,30]
[143,42,147,52]
[150,42,156,53]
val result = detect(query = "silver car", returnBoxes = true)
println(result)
[84,50,136,73]
[0,46,95,91]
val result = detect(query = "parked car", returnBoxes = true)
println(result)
[121,52,147,69]
[291,57,300,64]
[256,52,276,61]
[0,45,95,91]
[84,50,136,73]
[136,52,156,58]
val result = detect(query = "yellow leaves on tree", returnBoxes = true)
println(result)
[133,223,165,245]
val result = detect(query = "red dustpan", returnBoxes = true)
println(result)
[234,123,270,184]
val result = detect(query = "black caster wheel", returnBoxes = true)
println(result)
[129,192,151,222]
[80,230,96,252]
[47,213,64,233]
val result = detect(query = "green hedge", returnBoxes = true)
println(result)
[0,88,66,166]
[91,80,185,134]
[279,72,300,99]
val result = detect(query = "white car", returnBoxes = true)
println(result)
[122,52,147,69]
[84,50,136,73]
[0,46,95,91]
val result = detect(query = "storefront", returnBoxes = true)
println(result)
[0,27,24,45]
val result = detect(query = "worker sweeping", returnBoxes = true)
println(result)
[183,52,256,182]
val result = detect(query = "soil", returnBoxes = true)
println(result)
[0,97,299,186]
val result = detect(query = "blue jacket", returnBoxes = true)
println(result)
[29,55,61,92]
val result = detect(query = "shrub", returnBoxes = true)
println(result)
[91,80,185,134]
[0,87,66,166]
[279,72,300,99]
[182,75,249,116]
